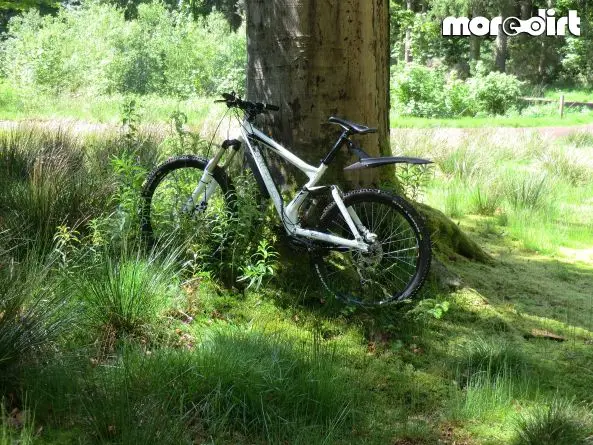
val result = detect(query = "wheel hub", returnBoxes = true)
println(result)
[354,241,383,268]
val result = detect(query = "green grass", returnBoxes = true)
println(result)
[3,82,593,130]
[73,244,183,337]
[544,88,593,102]
[0,123,592,444]
[512,398,593,445]
[391,110,593,128]
[0,82,223,127]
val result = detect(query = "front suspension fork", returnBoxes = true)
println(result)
[182,140,240,213]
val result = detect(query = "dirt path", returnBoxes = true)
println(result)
[390,123,593,147]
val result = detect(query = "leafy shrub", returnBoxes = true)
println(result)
[1,2,246,97]
[561,35,593,87]
[391,64,446,117]
[469,71,523,115]
[392,63,522,117]
[238,239,279,291]
[444,76,476,116]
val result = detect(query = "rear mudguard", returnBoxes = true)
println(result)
[344,156,433,171]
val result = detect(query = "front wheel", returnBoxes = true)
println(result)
[140,155,236,245]
[312,189,431,306]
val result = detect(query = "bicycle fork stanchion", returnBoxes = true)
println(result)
[183,146,227,213]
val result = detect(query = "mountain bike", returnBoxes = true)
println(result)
[141,92,432,306]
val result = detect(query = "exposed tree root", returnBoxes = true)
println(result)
[416,203,492,264]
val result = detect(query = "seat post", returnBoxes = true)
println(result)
[321,130,351,165]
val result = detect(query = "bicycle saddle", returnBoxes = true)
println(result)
[329,117,377,135]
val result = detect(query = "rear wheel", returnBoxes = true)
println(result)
[313,189,431,306]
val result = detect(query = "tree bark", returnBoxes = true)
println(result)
[245,0,391,188]
[404,0,414,63]
[495,21,508,72]
[469,4,481,62]
[520,0,531,20]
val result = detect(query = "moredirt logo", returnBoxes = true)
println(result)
[442,9,581,37]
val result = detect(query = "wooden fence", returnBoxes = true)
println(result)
[520,96,593,119]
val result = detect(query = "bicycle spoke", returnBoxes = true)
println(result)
[315,192,430,306]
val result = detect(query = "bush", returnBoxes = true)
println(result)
[391,64,447,118]
[1,2,246,97]
[469,71,523,115]
[391,63,522,117]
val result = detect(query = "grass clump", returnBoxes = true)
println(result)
[73,245,182,337]
[64,329,358,444]
[449,338,530,439]
[513,399,593,445]
[0,249,69,390]
[0,127,112,251]
[457,337,526,381]
[540,145,593,187]
[469,183,504,216]
[502,172,554,211]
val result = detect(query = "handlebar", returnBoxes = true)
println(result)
[215,91,279,118]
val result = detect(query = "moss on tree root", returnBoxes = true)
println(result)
[416,203,492,264]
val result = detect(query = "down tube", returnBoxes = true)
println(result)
[243,137,285,218]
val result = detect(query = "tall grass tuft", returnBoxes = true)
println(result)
[450,337,529,423]
[0,397,36,445]
[512,399,593,445]
[0,247,70,389]
[540,145,592,187]
[562,131,593,148]
[436,145,486,182]
[502,172,554,211]
[470,182,504,216]
[0,126,112,251]
[73,244,182,337]
[457,337,526,382]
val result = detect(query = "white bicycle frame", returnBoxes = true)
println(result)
[187,118,375,252]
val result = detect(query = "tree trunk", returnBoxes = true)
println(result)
[245,0,391,188]
[404,0,414,63]
[495,20,508,72]
[245,0,491,268]
[469,5,481,62]
[520,0,531,20]
[537,0,553,81]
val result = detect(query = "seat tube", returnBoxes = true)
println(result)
[322,131,349,165]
